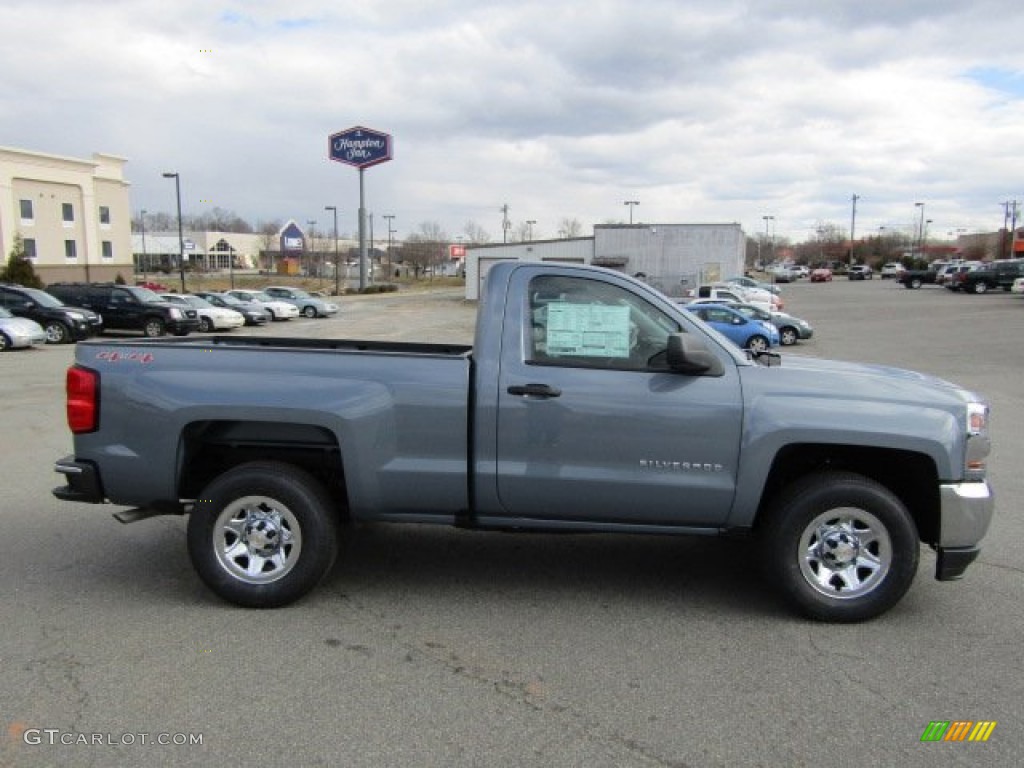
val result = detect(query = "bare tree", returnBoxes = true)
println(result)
[557,217,583,238]
[462,220,490,244]
[397,221,450,278]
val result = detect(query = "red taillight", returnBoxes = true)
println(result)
[66,366,99,434]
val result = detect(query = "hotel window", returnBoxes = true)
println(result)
[99,206,111,226]
[20,199,34,222]
[65,240,77,259]
[62,203,74,225]
[23,238,37,259]
[102,241,113,259]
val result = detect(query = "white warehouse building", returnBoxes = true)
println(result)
[464,223,746,300]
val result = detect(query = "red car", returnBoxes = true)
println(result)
[810,268,833,282]
[136,280,170,292]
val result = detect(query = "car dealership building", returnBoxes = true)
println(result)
[464,223,746,300]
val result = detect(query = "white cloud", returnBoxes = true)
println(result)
[1,0,1022,243]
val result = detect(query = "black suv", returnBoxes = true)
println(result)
[0,283,104,344]
[959,259,1024,294]
[45,283,199,337]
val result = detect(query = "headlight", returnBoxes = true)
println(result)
[66,311,85,320]
[168,308,183,319]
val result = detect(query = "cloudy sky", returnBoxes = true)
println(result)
[3,0,1023,244]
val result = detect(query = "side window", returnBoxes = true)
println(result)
[110,289,134,306]
[527,275,680,371]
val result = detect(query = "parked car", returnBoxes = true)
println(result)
[708,282,784,310]
[160,294,245,332]
[942,263,982,291]
[687,299,813,346]
[262,286,340,318]
[769,265,800,283]
[810,268,833,282]
[692,285,777,313]
[0,306,46,351]
[726,276,781,295]
[223,289,300,321]
[848,265,874,280]
[0,283,103,344]
[682,303,780,353]
[791,265,810,279]
[880,263,905,279]
[957,259,1024,294]
[193,291,270,326]
[45,282,199,337]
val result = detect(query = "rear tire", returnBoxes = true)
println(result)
[747,335,769,354]
[779,326,798,346]
[761,471,919,622]
[199,317,214,332]
[187,461,339,608]
[143,318,166,337]
[302,305,317,318]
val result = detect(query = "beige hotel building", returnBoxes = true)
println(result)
[0,145,134,283]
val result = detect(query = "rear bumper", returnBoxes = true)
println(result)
[53,456,105,504]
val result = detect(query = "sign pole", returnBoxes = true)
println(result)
[359,168,367,291]
[328,125,392,293]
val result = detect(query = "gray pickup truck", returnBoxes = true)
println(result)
[53,262,994,621]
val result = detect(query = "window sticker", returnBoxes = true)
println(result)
[545,303,631,358]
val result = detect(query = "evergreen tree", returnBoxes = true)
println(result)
[1,234,44,288]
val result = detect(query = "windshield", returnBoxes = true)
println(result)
[218,295,244,307]
[251,292,275,302]
[184,296,213,308]
[21,287,65,308]
[288,290,312,299]
[130,287,162,302]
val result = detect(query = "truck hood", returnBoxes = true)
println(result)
[746,354,984,408]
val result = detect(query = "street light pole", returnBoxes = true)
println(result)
[161,172,186,292]
[325,206,339,295]
[526,219,536,241]
[624,200,639,224]
[140,209,148,281]
[382,214,395,278]
[915,202,925,262]
[849,193,859,267]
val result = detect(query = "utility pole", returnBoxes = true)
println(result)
[526,219,536,241]
[501,204,510,243]
[849,194,859,266]
[1008,201,1020,261]
[383,214,395,278]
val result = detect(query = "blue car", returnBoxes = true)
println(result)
[683,303,780,353]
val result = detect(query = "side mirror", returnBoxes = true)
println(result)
[666,334,725,377]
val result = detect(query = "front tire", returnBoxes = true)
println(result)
[44,321,71,344]
[761,471,919,622]
[187,461,339,608]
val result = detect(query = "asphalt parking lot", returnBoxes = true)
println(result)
[1,278,1021,767]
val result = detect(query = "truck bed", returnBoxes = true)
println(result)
[113,334,474,357]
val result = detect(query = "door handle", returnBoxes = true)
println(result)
[507,383,562,398]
